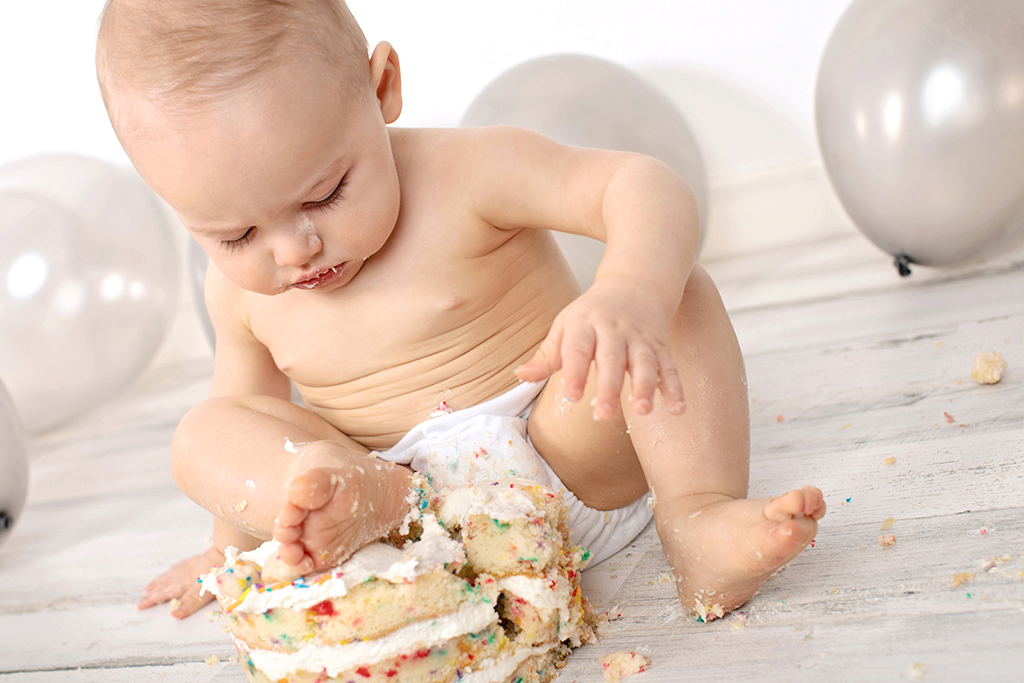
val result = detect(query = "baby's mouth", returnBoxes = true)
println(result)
[293,263,345,290]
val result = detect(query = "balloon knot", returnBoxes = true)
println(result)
[894,254,913,277]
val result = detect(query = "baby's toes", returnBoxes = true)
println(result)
[766,517,817,556]
[275,500,309,532]
[801,486,827,519]
[262,549,311,583]
[764,489,804,522]
[287,468,338,512]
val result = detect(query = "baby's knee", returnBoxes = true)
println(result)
[680,263,721,311]
[169,398,227,488]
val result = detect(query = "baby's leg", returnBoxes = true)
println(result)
[172,396,412,575]
[530,264,825,618]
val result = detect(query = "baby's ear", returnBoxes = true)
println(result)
[369,41,402,123]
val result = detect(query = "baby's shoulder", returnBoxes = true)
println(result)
[387,125,537,217]
[389,125,529,161]
[389,126,476,173]
[204,262,258,330]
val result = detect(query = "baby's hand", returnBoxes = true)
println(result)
[137,546,223,619]
[516,275,686,420]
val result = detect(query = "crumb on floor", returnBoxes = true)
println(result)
[952,571,975,587]
[906,662,929,680]
[878,533,896,547]
[600,650,651,682]
[972,351,1007,384]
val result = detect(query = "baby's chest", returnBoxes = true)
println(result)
[247,227,577,393]
[255,275,478,380]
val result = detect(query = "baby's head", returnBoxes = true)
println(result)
[96,0,404,296]
[97,0,369,132]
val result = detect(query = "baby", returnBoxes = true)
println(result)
[96,0,825,621]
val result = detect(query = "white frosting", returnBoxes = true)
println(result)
[439,481,545,526]
[497,574,570,612]
[201,514,464,612]
[457,644,556,683]
[239,602,499,679]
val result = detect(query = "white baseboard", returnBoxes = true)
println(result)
[699,158,858,263]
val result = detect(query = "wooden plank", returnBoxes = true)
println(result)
[0,662,243,682]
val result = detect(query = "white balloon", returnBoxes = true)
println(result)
[462,54,707,288]
[816,0,1024,275]
[0,155,180,433]
[0,378,28,551]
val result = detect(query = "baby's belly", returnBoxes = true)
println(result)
[295,322,546,450]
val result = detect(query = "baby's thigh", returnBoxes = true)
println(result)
[528,369,648,511]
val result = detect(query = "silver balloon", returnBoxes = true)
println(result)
[0,378,28,551]
[0,155,180,433]
[462,54,707,288]
[816,0,1024,275]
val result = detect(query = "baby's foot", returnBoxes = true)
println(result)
[656,486,826,621]
[270,449,413,579]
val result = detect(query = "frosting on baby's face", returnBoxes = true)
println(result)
[118,58,401,297]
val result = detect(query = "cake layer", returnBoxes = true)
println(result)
[238,604,501,681]
[227,568,488,652]
[440,481,570,577]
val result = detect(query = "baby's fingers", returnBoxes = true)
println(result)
[558,324,597,403]
[170,581,215,620]
[592,335,628,420]
[626,345,660,415]
[656,349,686,414]
[138,572,185,610]
[514,325,564,383]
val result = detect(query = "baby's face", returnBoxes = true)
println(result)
[121,64,400,296]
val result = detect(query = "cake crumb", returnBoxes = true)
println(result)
[906,662,929,679]
[233,500,248,512]
[952,572,974,587]
[972,351,1007,384]
[429,400,451,417]
[878,533,897,547]
[169,598,181,611]
[600,651,651,682]
[693,598,725,622]
[205,654,220,666]
[880,516,895,531]
[883,457,897,466]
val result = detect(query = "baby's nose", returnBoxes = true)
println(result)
[272,225,323,268]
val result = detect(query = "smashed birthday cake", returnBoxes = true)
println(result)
[200,478,596,683]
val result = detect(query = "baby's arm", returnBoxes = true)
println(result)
[465,126,699,418]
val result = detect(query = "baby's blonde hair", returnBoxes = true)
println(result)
[96,0,368,116]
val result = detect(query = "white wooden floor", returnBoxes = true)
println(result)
[2,232,1022,682]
